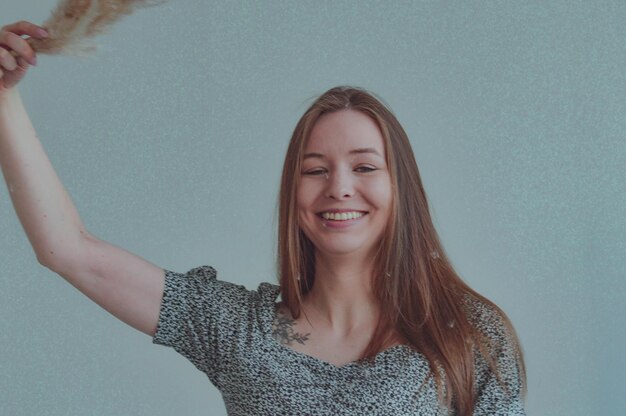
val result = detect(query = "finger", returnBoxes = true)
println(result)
[1,21,48,39]
[0,47,19,71]
[0,31,36,65]
[16,56,30,70]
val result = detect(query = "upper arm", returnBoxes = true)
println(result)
[473,339,526,415]
[468,297,527,415]
[47,233,165,337]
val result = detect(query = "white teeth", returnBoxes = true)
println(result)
[321,211,364,221]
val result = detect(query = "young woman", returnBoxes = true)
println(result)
[1,21,526,415]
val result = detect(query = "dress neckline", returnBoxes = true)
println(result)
[259,283,409,371]
[277,340,409,371]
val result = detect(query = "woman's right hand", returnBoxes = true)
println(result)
[0,21,48,95]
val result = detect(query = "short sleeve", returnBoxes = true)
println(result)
[152,265,262,389]
[467,298,527,415]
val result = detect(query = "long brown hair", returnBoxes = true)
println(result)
[277,86,526,414]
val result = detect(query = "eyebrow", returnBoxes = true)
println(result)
[303,147,383,160]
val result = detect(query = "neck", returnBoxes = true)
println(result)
[303,252,380,336]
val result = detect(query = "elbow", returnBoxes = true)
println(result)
[36,239,88,275]
[37,250,63,273]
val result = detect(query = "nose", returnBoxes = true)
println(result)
[325,169,355,200]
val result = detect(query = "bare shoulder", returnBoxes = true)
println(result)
[271,302,311,346]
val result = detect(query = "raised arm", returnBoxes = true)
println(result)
[0,21,164,336]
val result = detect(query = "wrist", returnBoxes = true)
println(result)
[0,87,20,105]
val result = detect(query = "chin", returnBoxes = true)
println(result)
[314,240,375,257]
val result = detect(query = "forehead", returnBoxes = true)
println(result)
[304,109,385,155]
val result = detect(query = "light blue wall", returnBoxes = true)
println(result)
[1,1,624,415]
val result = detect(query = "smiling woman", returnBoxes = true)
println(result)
[271,86,527,415]
[0,18,525,412]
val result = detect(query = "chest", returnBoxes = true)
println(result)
[217,300,445,415]
[288,331,372,367]
[271,303,386,367]
[222,337,443,415]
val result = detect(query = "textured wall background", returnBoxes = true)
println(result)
[1,1,624,415]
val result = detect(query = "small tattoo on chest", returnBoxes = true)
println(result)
[272,308,311,346]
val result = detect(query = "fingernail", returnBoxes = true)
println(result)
[37,28,49,37]
[32,56,37,66]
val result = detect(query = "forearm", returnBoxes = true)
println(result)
[0,87,89,270]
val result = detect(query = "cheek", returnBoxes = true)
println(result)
[296,181,321,210]
[369,177,393,208]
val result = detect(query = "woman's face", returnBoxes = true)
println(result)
[297,109,393,259]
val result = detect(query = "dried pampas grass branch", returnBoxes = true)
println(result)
[22,0,169,57]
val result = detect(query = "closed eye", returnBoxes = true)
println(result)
[354,166,377,173]
[303,168,327,176]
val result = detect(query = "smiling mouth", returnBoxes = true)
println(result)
[318,211,367,221]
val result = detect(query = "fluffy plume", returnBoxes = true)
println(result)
[25,0,168,56]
